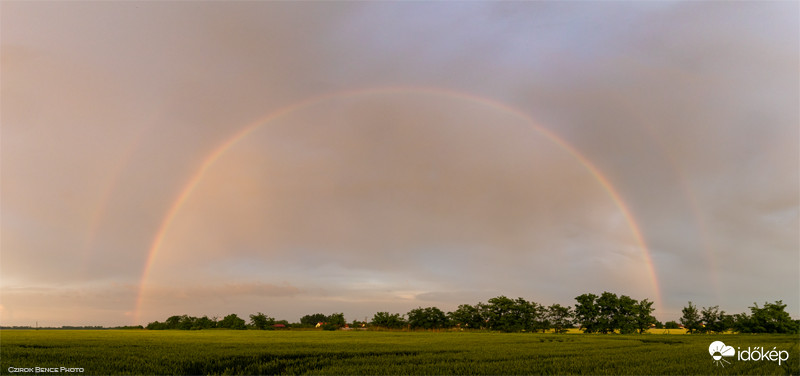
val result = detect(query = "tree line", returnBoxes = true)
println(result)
[678,300,798,334]
[145,292,799,334]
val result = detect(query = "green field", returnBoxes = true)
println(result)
[1,330,797,375]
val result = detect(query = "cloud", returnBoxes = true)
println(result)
[1,1,797,325]
[147,283,303,300]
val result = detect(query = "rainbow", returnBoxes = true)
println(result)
[132,86,662,324]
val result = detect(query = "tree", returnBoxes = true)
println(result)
[407,308,426,329]
[700,306,725,333]
[351,319,367,329]
[219,314,246,330]
[596,292,619,334]
[194,316,216,330]
[249,312,275,330]
[407,307,448,330]
[423,307,449,329]
[547,304,573,334]
[478,296,550,333]
[448,304,485,329]
[326,313,346,328]
[371,312,406,329]
[719,314,735,333]
[476,302,491,328]
[146,321,167,330]
[523,299,548,333]
[732,312,752,333]
[574,293,600,333]
[680,302,701,334]
[165,315,183,329]
[300,313,328,326]
[177,315,196,330]
[633,299,656,334]
[747,301,799,334]
[614,295,637,334]
[485,296,525,332]
[664,320,680,329]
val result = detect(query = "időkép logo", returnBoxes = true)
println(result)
[709,340,790,368]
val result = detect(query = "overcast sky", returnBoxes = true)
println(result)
[2,1,797,327]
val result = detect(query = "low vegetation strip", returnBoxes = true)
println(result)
[1,330,797,375]
[138,294,798,335]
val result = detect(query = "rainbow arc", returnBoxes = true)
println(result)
[132,87,662,325]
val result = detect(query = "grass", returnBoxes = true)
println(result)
[1,330,797,375]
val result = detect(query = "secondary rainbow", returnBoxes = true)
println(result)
[133,86,663,325]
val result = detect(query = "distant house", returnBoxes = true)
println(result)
[315,322,326,328]
[273,324,286,329]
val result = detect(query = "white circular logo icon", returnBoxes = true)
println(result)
[709,341,735,367]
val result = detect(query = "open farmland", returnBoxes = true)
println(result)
[1,330,797,375]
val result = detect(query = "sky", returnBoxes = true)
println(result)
[1,1,798,327]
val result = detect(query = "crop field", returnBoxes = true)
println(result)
[1,330,797,375]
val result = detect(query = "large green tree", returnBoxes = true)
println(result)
[219,314,246,330]
[193,316,216,330]
[633,299,656,334]
[407,307,449,330]
[249,312,275,330]
[177,315,196,330]
[680,302,702,334]
[165,315,183,329]
[479,296,549,333]
[484,296,541,332]
[300,313,328,326]
[547,304,573,334]
[574,293,600,333]
[448,304,485,329]
[326,313,346,328]
[596,292,619,334]
[484,296,519,332]
[614,295,637,334]
[747,301,798,333]
[699,305,725,333]
[371,312,406,329]
[145,321,166,330]
[516,298,548,333]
